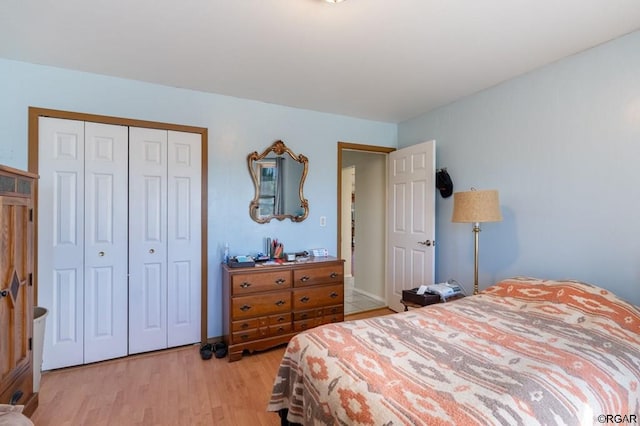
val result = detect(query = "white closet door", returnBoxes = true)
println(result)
[83,122,129,363]
[128,127,168,354]
[38,117,86,370]
[167,131,201,347]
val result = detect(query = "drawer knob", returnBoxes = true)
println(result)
[240,304,252,311]
[241,323,249,329]
[300,276,310,282]
[275,278,285,285]
[330,292,339,299]
[300,296,310,303]
[276,316,285,322]
[240,282,252,288]
[300,313,308,319]
[241,334,249,340]
[275,300,286,306]
[277,327,285,333]
[330,272,338,278]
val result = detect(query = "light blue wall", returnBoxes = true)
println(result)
[399,31,640,305]
[0,58,397,337]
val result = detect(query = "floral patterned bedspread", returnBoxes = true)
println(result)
[268,277,640,425]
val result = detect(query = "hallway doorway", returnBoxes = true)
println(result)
[337,142,394,314]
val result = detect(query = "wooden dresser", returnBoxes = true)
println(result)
[0,165,38,415]
[222,257,344,361]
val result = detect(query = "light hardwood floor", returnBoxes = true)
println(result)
[31,308,392,426]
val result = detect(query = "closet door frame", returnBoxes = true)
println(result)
[27,107,209,346]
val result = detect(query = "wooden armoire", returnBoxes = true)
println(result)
[0,164,38,415]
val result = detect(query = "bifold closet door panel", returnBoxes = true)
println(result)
[38,117,86,370]
[39,118,130,369]
[128,127,168,354]
[167,130,201,347]
[83,122,129,363]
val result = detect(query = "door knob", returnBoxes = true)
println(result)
[418,240,435,246]
[149,248,155,254]
[98,251,105,257]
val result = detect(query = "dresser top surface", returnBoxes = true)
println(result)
[222,256,343,273]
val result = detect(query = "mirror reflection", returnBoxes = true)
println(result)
[248,140,309,223]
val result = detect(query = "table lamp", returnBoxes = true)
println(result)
[451,189,502,295]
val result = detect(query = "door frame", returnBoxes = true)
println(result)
[27,107,209,345]
[336,142,395,299]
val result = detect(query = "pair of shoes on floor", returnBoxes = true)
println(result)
[200,341,227,360]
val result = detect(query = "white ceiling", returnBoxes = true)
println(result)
[2,0,640,123]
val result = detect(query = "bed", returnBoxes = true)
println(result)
[268,277,640,425]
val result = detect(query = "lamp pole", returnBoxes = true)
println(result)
[473,222,480,295]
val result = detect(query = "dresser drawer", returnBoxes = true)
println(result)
[321,305,343,316]
[268,323,292,336]
[293,284,343,310]
[231,318,259,332]
[293,308,321,321]
[322,311,344,324]
[232,291,291,319]
[293,264,343,287]
[294,318,323,332]
[232,328,260,344]
[269,313,291,325]
[293,306,343,330]
[232,270,292,295]
[0,364,32,406]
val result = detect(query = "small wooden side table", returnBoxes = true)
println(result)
[400,289,464,311]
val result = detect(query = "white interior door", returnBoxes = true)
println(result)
[83,122,129,363]
[386,140,436,312]
[167,130,201,347]
[128,127,168,354]
[38,117,86,369]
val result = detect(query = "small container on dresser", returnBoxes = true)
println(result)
[0,165,38,416]
[222,257,344,361]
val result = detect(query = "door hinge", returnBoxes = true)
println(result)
[29,337,32,351]
[29,273,33,286]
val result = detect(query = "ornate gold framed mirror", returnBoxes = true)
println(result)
[248,140,309,223]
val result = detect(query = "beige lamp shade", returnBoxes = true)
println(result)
[451,190,502,223]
